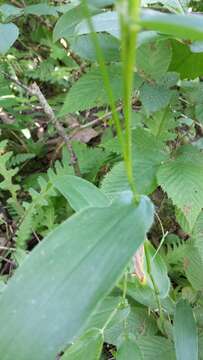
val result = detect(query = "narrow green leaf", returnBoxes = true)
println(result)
[0,193,154,360]
[0,23,19,54]
[174,300,198,360]
[53,175,110,211]
[61,328,103,360]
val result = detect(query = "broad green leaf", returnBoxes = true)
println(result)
[140,82,173,114]
[53,5,85,42]
[137,336,176,360]
[87,297,157,346]
[0,193,154,360]
[117,337,143,360]
[183,212,203,290]
[144,108,176,142]
[102,128,168,196]
[59,64,123,115]
[174,300,198,360]
[184,244,203,290]
[70,33,120,62]
[61,328,103,360]
[141,0,189,12]
[140,10,203,41]
[137,39,172,81]
[195,104,203,124]
[104,305,157,346]
[0,4,22,19]
[87,296,121,329]
[75,11,119,38]
[76,10,203,42]
[157,145,203,230]
[199,332,203,360]
[53,175,110,211]
[169,40,203,79]
[125,277,175,314]
[76,11,158,46]
[0,23,19,54]
[24,4,58,16]
[144,241,170,298]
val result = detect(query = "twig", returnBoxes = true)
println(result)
[30,83,81,176]
[0,71,81,176]
[80,104,123,129]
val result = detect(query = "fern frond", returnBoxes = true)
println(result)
[16,176,57,249]
[164,235,189,266]
[10,153,35,167]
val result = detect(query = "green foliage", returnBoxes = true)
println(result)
[158,145,203,230]
[101,128,168,196]
[174,300,198,360]
[60,64,123,115]
[1,1,203,359]
[0,193,154,360]
[0,23,19,54]
[61,328,103,360]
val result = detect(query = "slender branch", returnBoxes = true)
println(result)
[0,71,81,176]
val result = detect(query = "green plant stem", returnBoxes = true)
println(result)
[144,241,164,322]
[118,0,141,201]
[83,0,141,202]
[82,0,125,157]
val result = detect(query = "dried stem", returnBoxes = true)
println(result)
[0,71,81,176]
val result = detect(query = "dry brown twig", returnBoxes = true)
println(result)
[0,71,81,176]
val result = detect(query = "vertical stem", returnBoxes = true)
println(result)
[118,0,140,201]
[144,241,164,322]
[82,0,125,156]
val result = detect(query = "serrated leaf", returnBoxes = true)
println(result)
[173,300,198,360]
[137,39,172,81]
[61,328,103,360]
[157,145,203,230]
[117,337,143,360]
[137,336,175,360]
[101,128,168,197]
[0,23,19,54]
[140,82,173,114]
[59,64,123,115]
[184,245,203,290]
[0,193,154,360]
[53,175,110,211]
